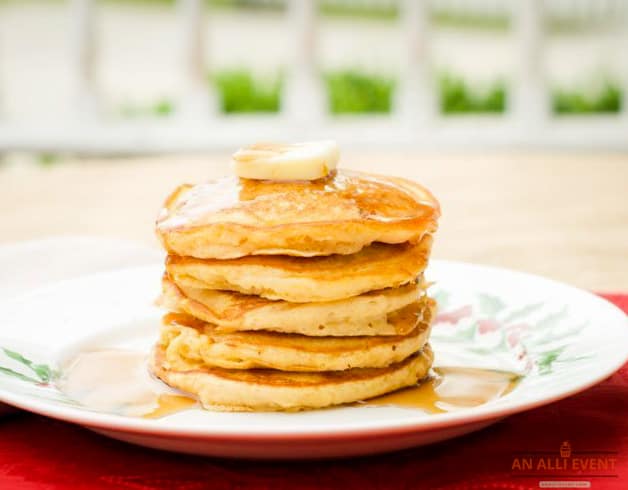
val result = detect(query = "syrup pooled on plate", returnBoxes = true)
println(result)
[360,367,520,413]
[58,349,196,418]
[143,394,197,419]
[59,349,518,417]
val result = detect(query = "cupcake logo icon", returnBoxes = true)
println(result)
[560,441,571,458]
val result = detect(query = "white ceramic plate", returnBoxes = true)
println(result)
[0,261,626,459]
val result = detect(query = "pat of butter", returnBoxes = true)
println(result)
[232,141,339,181]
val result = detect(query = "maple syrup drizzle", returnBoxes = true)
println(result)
[142,394,197,419]
[359,367,520,412]
[58,350,197,418]
[59,350,518,418]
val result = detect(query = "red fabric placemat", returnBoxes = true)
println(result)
[1,294,626,490]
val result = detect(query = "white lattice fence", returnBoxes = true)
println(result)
[0,0,626,154]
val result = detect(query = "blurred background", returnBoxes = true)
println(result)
[0,0,627,290]
[1,0,628,152]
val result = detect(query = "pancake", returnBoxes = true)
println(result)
[159,311,432,372]
[161,276,431,336]
[150,343,434,411]
[156,170,440,259]
[166,235,432,303]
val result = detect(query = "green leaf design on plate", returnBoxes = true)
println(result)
[433,291,592,376]
[536,347,565,375]
[525,321,587,348]
[477,293,506,316]
[502,302,544,324]
[534,307,569,331]
[1,347,58,383]
[468,330,511,354]
[432,319,478,343]
[0,366,42,384]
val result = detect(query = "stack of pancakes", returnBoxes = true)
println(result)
[151,169,440,411]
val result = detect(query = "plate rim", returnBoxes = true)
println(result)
[0,260,626,440]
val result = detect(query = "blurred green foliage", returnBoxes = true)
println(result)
[319,0,397,20]
[120,98,175,118]
[552,82,622,115]
[213,70,282,113]
[439,74,507,114]
[36,153,61,166]
[115,71,623,118]
[94,0,622,32]
[324,71,394,114]
[152,99,176,116]
[209,0,283,12]
[430,10,509,30]
[546,16,619,34]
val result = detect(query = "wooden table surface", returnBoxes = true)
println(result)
[1,151,627,291]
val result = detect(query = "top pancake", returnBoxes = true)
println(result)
[156,169,440,259]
